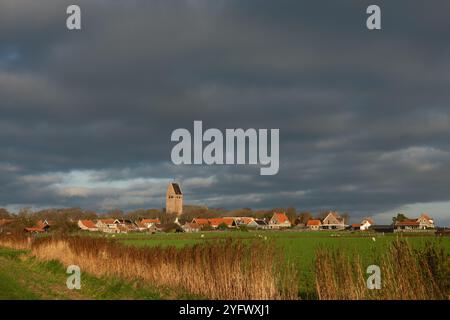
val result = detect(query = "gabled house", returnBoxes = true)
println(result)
[78,219,98,231]
[307,219,322,231]
[417,213,434,229]
[269,212,291,229]
[322,211,345,230]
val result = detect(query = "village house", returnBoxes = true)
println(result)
[321,211,346,230]
[306,219,322,231]
[268,212,291,229]
[77,219,98,231]
[24,220,51,233]
[166,182,183,215]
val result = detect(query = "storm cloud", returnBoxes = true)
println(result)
[1,0,450,225]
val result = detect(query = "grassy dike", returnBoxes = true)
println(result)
[0,247,197,300]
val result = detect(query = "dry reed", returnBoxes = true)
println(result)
[315,239,448,300]
[0,234,298,300]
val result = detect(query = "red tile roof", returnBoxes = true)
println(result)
[192,218,209,225]
[25,220,50,232]
[183,223,201,230]
[141,218,160,224]
[396,220,420,226]
[351,223,361,228]
[240,217,254,225]
[307,219,322,226]
[222,218,235,227]
[195,218,235,227]
[80,220,96,229]
[272,212,289,224]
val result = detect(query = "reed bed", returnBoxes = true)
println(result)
[1,234,298,300]
[0,233,32,250]
[315,239,449,300]
[1,234,447,300]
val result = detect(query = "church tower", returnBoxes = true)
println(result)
[166,182,183,215]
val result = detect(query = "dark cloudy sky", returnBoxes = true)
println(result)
[1,0,450,225]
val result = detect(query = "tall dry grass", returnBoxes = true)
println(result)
[0,234,298,300]
[315,239,449,300]
[0,233,32,250]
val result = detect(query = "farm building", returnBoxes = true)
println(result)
[395,213,435,231]
[371,225,394,233]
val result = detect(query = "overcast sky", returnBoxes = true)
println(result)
[1,0,450,225]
